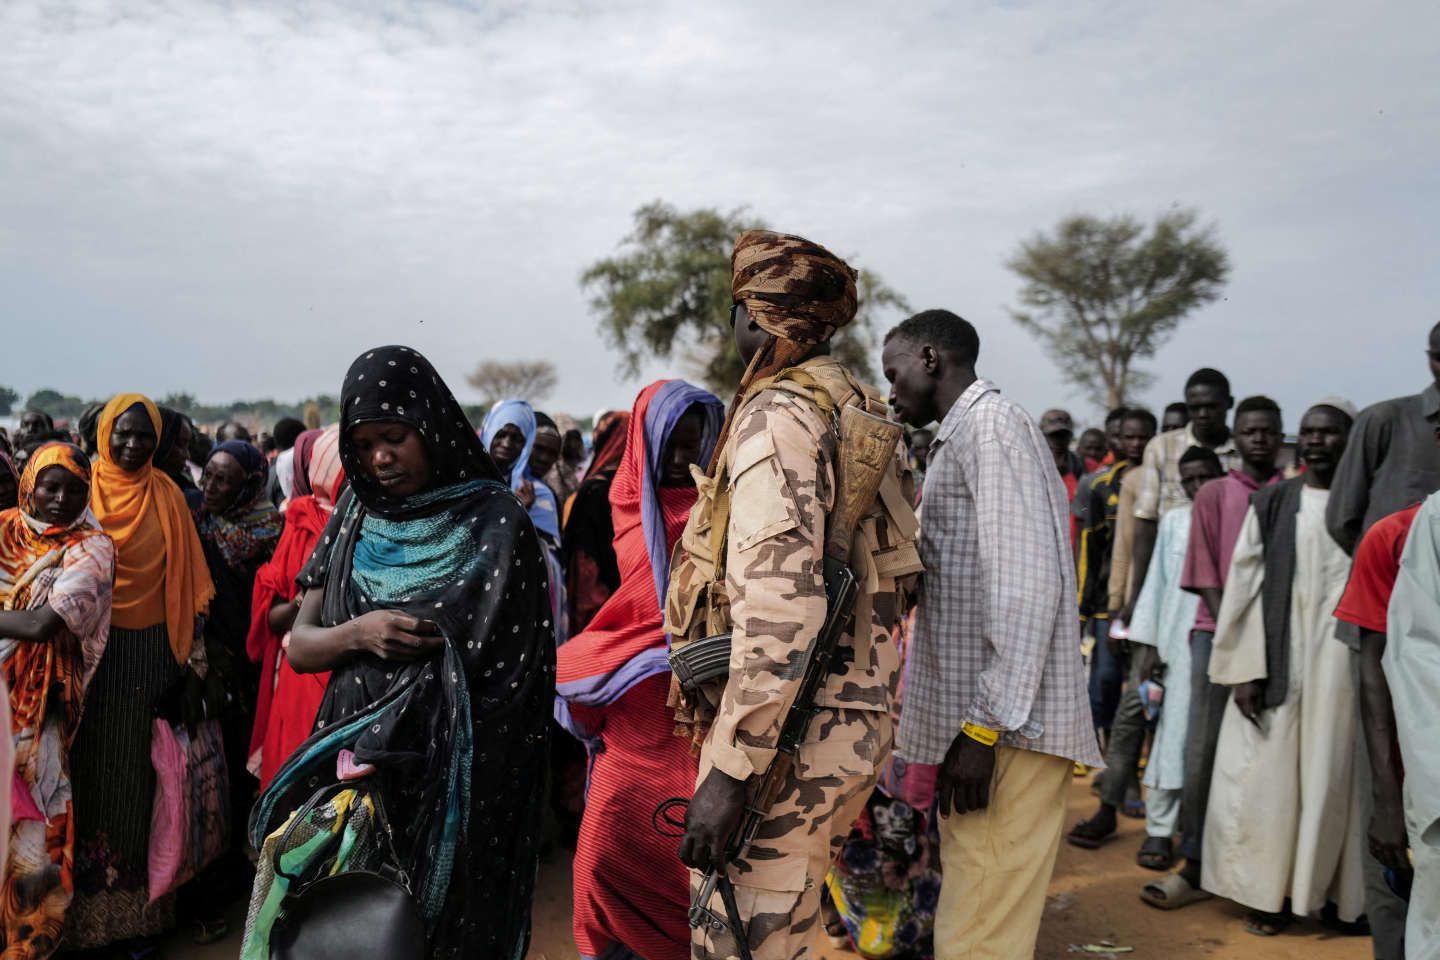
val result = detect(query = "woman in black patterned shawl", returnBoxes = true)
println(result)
[250,345,554,959]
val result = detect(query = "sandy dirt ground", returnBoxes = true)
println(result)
[168,776,1374,960]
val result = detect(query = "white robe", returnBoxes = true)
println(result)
[1203,487,1366,920]
[1129,504,1199,792]
[1385,490,1440,954]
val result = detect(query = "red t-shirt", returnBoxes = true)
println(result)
[1064,470,1080,547]
[1334,502,1423,633]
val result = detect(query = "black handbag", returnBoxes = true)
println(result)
[269,784,427,960]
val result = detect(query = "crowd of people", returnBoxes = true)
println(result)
[0,230,1432,960]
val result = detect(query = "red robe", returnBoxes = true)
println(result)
[556,383,701,960]
[246,495,332,790]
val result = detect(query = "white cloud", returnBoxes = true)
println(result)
[1,0,1437,426]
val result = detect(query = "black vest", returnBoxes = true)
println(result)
[1251,476,1308,710]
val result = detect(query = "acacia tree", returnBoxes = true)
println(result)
[1007,209,1229,409]
[466,360,558,409]
[583,201,910,392]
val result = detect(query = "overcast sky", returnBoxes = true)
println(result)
[3,0,1436,429]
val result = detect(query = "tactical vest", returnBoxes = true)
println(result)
[663,359,924,740]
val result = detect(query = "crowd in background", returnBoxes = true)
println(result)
[0,324,1434,960]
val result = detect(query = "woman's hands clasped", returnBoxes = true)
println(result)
[350,610,445,661]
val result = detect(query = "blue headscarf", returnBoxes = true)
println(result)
[480,399,560,541]
[639,381,723,609]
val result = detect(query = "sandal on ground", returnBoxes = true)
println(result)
[193,917,230,945]
[1066,814,1116,850]
[1140,872,1213,910]
[1136,836,1174,871]
[1244,910,1293,936]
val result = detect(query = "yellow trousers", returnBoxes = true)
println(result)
[934,746,1071,960]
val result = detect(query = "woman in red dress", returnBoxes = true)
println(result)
[245,425,344,789]
[556,379,722,960]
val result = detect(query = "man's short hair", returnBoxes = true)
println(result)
[1122,407,1158,433]
[885,310,980,366]
[1105,407,1129,425]
[1164,401,1189,418]
[1179,445,1223,473]
[1184,368,1231,396]
[1235,395,1282,426]
[272,417,305,451]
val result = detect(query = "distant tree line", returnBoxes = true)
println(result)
[5,387,348,429]
[4,386,535,437]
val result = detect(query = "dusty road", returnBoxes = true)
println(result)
[170,776,1373,959]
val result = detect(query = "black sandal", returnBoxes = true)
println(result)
[1136,836,1173,871]
[1066,813,1116,849]
[1243,910,1293,937]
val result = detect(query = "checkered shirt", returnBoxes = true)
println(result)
[897,379,1104,767]
[1133,425,1240,521]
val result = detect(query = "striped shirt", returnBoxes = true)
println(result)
[1133,425,1240,522]
[898,379,1104,767]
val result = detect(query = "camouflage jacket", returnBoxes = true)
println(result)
[665,357,922,783]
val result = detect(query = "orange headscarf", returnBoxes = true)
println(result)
[91,394,214,663]
[0,443,105,612]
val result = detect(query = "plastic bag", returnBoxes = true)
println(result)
[147,717,231,902]
[186,718,231,874]
[148,717,191,901]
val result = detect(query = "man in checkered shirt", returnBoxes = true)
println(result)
[881,309,1102,960]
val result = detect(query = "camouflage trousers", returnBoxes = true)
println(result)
[690,708,892,960]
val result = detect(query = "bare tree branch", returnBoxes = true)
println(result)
[466,360,558,409]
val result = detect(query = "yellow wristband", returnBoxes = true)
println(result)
[961,721,1000,747]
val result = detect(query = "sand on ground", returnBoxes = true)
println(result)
[169,776,1374,960]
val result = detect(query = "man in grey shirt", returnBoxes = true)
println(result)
[1327,322,1440,553]
[1324,321,1440,960]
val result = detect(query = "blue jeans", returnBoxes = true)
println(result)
[1087,618,1124,731]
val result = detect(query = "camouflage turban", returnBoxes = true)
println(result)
[731,230,858,346]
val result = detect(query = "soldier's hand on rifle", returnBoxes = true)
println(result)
[679,768,747,870]
[938,729,997,816]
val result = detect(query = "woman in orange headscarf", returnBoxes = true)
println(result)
[66,395,214,952]
[0,443,114,959]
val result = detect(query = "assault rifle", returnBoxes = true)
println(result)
[670,403,903,957]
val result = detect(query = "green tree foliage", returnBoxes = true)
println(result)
[583,201,911,392]
[23,389,91,420]
[1007,209,1230,409]
[17,389,346,431]
[160,393,343,428]
[465,360,558,411]
[0,386,18,416]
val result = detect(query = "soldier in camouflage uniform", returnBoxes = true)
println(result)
[669,231,921,960]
